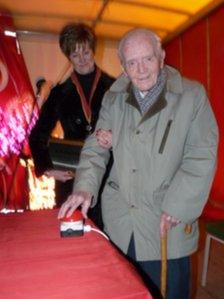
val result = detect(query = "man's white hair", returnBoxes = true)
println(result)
[118,28,164,64]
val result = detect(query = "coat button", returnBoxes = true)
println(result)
[75,118,81,124]
[130,204,138,209]
[86,124,92,132]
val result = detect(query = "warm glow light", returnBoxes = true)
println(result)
[4,30,16,37]
[22,158,56,210]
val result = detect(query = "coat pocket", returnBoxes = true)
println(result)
[158,119,172,154]
[102,181,127,221]
[108,180,119,191]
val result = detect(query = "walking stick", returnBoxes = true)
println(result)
[160,230,167,298]
[160,223,192,298]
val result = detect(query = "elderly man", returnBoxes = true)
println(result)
[58,28,218,298]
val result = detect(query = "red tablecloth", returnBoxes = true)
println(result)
[0,209,152,299]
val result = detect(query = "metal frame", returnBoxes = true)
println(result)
[201,233,224,287]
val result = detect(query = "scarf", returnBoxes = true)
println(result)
[133,68,167,115]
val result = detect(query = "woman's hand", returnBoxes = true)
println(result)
[44,169,74,182]
[95,129,112,149]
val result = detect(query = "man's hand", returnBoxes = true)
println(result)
[58,191,92,219]
[95,129,112,149]
[160,212,181,237]
[44,170,74,182]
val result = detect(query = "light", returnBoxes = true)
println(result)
[21,158,56,210]
[4,30,16,37]
[0,208,24,214]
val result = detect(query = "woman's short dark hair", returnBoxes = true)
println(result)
[59,23,96,58]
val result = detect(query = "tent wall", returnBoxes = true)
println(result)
[164,4,224,213]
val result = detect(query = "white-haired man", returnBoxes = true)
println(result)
[58,28,218,298]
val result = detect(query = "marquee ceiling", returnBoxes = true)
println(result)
[0,0,223,42]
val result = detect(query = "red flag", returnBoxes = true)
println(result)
[0,12,38,210]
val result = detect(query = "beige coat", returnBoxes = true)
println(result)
[74,66,218,261]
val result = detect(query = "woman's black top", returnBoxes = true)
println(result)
[29,68,114,177]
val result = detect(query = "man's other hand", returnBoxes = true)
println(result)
[160,212,181,237]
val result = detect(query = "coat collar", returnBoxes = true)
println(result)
[125,85,167,123]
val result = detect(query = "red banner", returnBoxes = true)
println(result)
[164,4,224,220]
[0,12,38,210]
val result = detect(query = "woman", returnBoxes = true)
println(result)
[29,23,114,227]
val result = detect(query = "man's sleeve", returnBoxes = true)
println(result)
[73,91,113,205]
[162,85,219,223]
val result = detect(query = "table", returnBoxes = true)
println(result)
[0,209,152,299]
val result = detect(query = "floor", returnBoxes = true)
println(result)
[192,220,224,299]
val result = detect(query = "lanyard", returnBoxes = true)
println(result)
[71,67,101,124]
